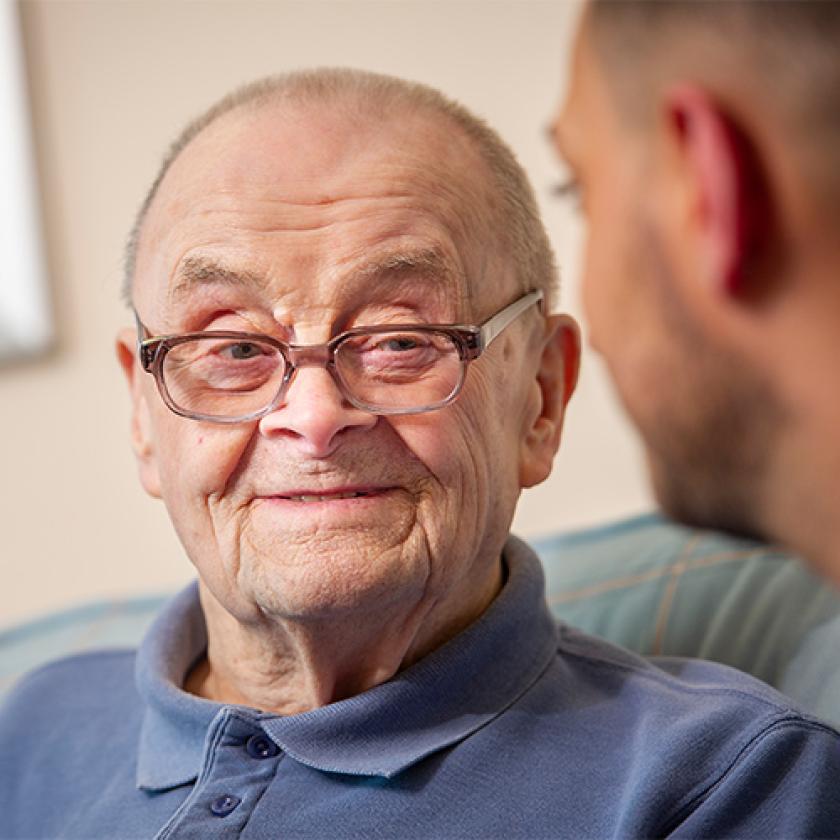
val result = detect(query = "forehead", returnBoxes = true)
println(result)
[134,101,505,322]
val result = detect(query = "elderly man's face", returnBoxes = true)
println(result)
[119,102,569,626]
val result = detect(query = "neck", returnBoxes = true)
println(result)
[739,255,840,588]
[761,416,840,589]
[185,560,504,714]
[758,336,840,587]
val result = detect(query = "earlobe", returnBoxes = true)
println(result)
[519,315,581,489]
[661,85,766,297]
[116,328,162,499]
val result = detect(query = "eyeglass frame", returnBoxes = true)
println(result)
[134,288,544,424]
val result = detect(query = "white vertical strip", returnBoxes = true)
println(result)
[0,0,51,359]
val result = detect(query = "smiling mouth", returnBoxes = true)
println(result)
[283,491,374,503]
[268,488,389,504]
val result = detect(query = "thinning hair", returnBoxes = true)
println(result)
[123,68,557,310]
[587,0,840,203]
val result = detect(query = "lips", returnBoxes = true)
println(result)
[281,490,375,503]
[266,487,391,503]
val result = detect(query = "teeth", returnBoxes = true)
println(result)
[286,491,369,502]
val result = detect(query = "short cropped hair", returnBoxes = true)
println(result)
[123,68,558,310]
[587,0,840,204]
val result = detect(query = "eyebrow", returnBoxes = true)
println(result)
[169,247,463,302]
[170,257,265,301]
[352,247,462,290]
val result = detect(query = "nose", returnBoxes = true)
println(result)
[258,366,377,457]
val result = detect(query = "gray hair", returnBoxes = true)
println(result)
[123,68,557,309]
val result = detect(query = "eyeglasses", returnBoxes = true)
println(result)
[135,289,543,424]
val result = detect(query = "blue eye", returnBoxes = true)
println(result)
[382,337,420,352]
[225,342,262,360]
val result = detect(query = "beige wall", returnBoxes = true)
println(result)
[0,0,650,629]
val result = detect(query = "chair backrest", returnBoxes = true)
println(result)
[0,595,166,699]
[537,513,840,727]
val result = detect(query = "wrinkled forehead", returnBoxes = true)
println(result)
[133,101,506,321]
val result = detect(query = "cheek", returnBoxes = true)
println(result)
[388,383,502,514]
[430,367,521,497]
[580,156,652,352]
[594,218,686,434]
[389,417,479,499]
[153,413,256,509]
[582,208,630,347]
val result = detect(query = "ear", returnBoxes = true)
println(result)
[116,327,162,499]
[519,314,581,489]
[660,84,767,297]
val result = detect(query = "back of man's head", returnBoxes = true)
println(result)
[554,0,840,581]
[587,0,840,209]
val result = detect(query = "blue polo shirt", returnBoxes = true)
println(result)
[1,537,839,839]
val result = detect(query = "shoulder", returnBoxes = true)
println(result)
[0,648,140,730]
[542,624,840,833]
[0,648,143,768]
[0,649,150,836]
[4,646,137,689]
[564,620,804,692]
[488,624,840,835]
[549,621,835,730]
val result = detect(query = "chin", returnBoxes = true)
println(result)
[647,451,768,545]
[237,534,429,621]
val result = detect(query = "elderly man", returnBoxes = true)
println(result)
[552,1,840,588]
[2,69,840,839]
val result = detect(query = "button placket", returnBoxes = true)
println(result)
[154,709,284,839]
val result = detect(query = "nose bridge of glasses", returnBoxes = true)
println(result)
[285,342,332,370]
[276,334,355,409]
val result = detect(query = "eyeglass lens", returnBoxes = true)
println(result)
[160,329,465,419]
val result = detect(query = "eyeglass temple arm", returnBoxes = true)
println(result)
[477,289,544,352]
[133,310,157,370]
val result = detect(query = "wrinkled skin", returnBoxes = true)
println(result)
[118,101,579,712]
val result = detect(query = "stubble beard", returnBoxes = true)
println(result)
[634,223,787,544]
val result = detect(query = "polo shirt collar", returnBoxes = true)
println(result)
[135,580,218,791]
[135,536,557,789]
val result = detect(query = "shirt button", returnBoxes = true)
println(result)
[210,794,241,817]
[246,734,280,759]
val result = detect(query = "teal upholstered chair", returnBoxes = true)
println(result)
[3,513,840,726]
[535,514,840,726]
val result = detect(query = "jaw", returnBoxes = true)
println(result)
[188,491,506,714]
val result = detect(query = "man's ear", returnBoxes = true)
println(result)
[116,327,162,499]
[519,314,581,489]
[660,84,768,297]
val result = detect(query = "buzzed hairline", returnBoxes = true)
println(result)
[124,68,558,313]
